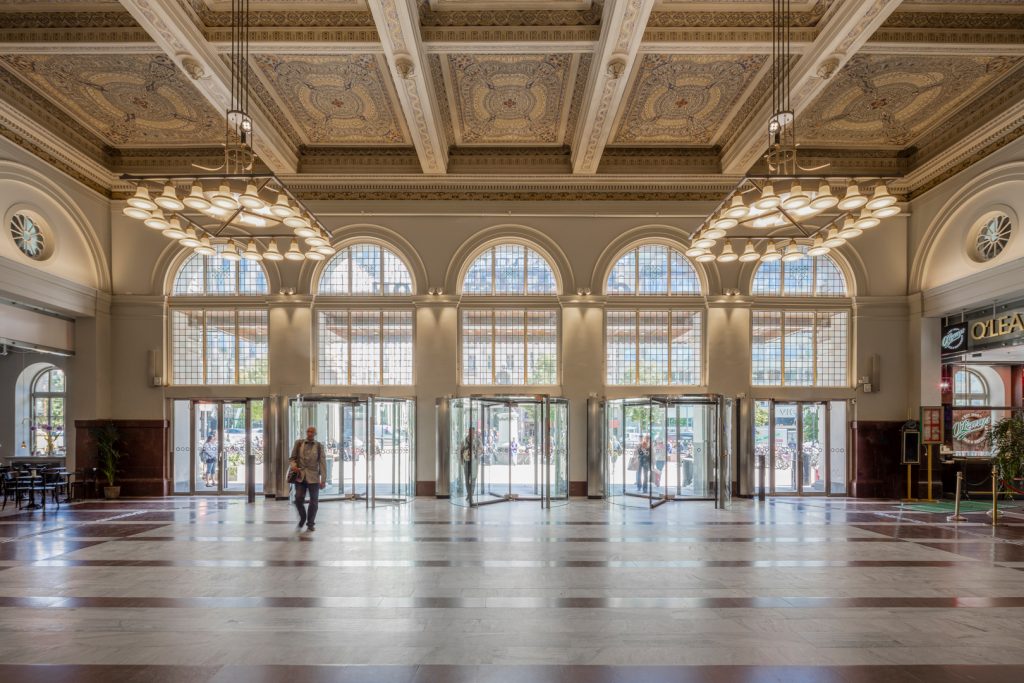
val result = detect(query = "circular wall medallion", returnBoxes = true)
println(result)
[974,214,1012,262]
[10,212,47,260]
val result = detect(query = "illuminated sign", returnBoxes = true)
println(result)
[942,309,1024,356]
[971,312,1024,342]
[952,414,990,443]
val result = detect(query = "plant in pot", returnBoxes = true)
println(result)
[990,413,1024,500]
[92,423,124,499]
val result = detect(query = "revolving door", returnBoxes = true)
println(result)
[289,395,414,506]
[448,396,568,508]
[604,395,735,509]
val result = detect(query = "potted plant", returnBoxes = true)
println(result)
[92,423,124,499]
[990,414,1024,498]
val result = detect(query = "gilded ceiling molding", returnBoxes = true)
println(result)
[367,0,449,174]
[571,0,657,174]
[721,0,902,175]
[118,0,299,173]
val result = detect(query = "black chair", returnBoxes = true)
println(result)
[1,471,32,510]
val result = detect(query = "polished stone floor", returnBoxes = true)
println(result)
[1,495,1024,682]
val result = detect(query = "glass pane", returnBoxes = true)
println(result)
[751,311,782,385]
[800,404,826,493]
[50,368,66,392]
[251,400,265,494]
[222,402,247,492]
[350,311,382,385]
[527,249,556,294]
[237,310,268,384]
[751,260,781,296]
[605,399,627,505]
[351,244,382,295]
[173,253,205,295]
[239,259,268,295]
[638,311,668,384]
[494,310,525,384]
[317,310,349,384]
[450,398,473,507]
[205,310,237,384]
[206,254,237,295]
[670,311,701,385]
[463,250,493,294]
[690,403,714,499]
[606,311,636,385]
[320,248,352,295]
[815,311,848,387]
[783,251,813,296]
[783,311,814,387]
[814,256,847,296]
[382,249,413,295]
[34,369,50,393]
[753,400,770,497]
[195,403,219,491]
[670,249,702,295]
[494,244,525,295]
[509,403,539,498]
[607,250,635,295]
[637,244,668,295]
[172,400,191,493]
[526,310,557,385]
[480,402,511,501]
[461,310,493,384]
[382,311,414,385]
[829,401,847,495]
[548,400,569,504]
[720,398,734,509]
[649,401,667,503]
[171,310,204,385]
[773,403,797,493]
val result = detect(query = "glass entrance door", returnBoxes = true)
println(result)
[754,399,848,496]
[173,399,263,495]
[448,396,569,508]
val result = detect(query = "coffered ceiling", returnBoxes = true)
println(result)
[0,0,1021,199]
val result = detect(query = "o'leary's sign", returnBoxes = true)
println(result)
[942,308,1024,357]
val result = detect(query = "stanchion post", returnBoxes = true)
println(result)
[926,444,934,502]
[906,463,913,501]
[991,464,999,527]
[947,471,966,522]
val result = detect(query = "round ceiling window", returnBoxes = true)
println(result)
[974,214,1012,262]
[10,212,48,260]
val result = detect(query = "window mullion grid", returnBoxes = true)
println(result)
[379,310,385,385]
[491,249,496,296]
[666,309,673,386]
[522,245,528,296]
[348,248,354,296]
[491,310,498,385]
[634,310,641,385]
[234,311,240,384]
[201,309,209,385]
[634,249,639,294]
[811,312,819,387]
[778,311,786,388]
[523,309,529,385]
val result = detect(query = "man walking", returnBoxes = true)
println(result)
[289,425,326,531]
[460,426,481,506]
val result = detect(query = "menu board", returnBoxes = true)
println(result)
[951,409,1006,458]
[920,406,943,444]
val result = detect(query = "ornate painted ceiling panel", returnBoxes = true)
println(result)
[799,54,1023,148]
[443,53,577,146]
[202,1,366,8]
[0,53,222,146]
[251,54,408,146]
[612,54,766,146]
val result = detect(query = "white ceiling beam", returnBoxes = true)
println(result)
[116,0,298,174]
[571,0,657,175]
[720,0,903,175]
[367,0,449,175]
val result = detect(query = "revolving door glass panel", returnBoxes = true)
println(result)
[605,396,719,508]
[448,396,569,507]
[289,396,415,505]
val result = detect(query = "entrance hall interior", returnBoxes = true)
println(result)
[1,1,1024,681]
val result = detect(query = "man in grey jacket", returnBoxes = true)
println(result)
[289,426,327,531]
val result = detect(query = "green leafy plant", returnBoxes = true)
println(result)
[92,423,123,487]
[990,414,1024,487]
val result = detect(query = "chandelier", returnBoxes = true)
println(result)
[119,0,332,263]
[689,0,897,266]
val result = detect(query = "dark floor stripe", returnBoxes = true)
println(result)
[3,594,1022,609]
[109,534,902,543]
[24,558,983,569]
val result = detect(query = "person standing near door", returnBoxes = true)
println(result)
[200,433,218,488]
[635,435,651,492]
[289,426,327,531]
[460,427,481,505]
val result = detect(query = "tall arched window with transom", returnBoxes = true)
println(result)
[316,242,415,386]
[168,247,269,385]
[604,243,704,386]
[750,247,850,387]
[459,242,559,386]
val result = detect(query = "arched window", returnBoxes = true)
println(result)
[459,241,559,385]
[169,246,269,385]
[751,248,847,297]
[604,244,703,386]
[954,369,989,406]
[318,243,413,296]
[172,248,268,295]
[30,366,65,456]
[461,243,557,295]
[316,242,415,385]
[606,244,702,295]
